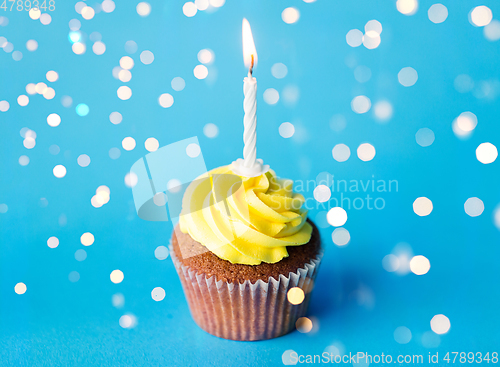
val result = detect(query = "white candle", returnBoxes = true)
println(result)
[232,19,269,177]
[242,18,258,168]
[243,69,257,168]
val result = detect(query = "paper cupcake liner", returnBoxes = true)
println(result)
[169,244,322,341]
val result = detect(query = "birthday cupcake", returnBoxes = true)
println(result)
[170,163,322,341]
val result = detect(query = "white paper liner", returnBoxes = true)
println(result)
[169,244,323,341]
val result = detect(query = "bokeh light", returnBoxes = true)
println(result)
[125,40,138,54]
[112,293,125,308]
[456,111,477,132]
[40,13,52,25]
[145,138,159,152]
[186,143,201,158]
[484,20,500,41]
[327,207,347,227]
[183,2,197,17]
[0,100,10,112]
[476,142,498,164]
[394,326,412,344]
[53,165,67,178]
[109,111,122,125]
[354,65,371,83]
[382,254,400,272]
[14,282,27,295]
[410,255,431,275]
[109,147,121,160]
[154,246,169,260]
[346,29,363,47]
[287,287,305,305]
[46,71,59,82]
[413,197,433,216]
[119,314,137,329]
[363,31,381,49]
[125,172,138,188]
[81,6,95,20]
[430,314,450,334]
[76,103,89,116]
[351,95,371,114]
[415,128,435,147]
[279,122,295,138]
[373,100,393,122]
[43,88,56,100]
[195,0,209,11]
[136,2,151,17]
[110,270,124,284]
[122,137,136,151]
[464,197,484,217]
[428,3,448,23]
[26,40,38,51]
[118,69,132,82]
[198,49,213,64]
[171,77,186,91]
[151,287,166,301]
[29,8,41,20]
[17,95,29,107]
[75,249,87,262]
[72,42,86,55]
[81,232,95,246]
[193,65,208,79]
[203,123,219,138]
[159,93,174,108]
[47,236,59,249]
[101,0,115,12]
[271,63,288,79]
[470,6,492,27]
[117,86,132,100]
[263,88,279,105]
[12,51,23,62]
[140,50,154,65]
[282,85,300,106]
[61,96,73,108]
[282,7,300,24]
[398,67,418,87]
[313,185,331,203]
[120,56,134,70]
[296,317,313,333]
[77,154,91,167]
[397,0,418,15]
[68,271,80,282]
[332,144,351,162]
[47,113,61,127]
[23,137,36,149]
[209,0,225,7]
[332,228,350,246]
[357,143,376,161]
[365,20,382,34]
[93,42,106,55]
[19,156,29,166]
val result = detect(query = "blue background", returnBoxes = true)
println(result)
[1,0,499,366]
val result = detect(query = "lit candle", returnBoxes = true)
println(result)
[232,18,269,177]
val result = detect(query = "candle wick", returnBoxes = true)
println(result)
[249,54,254,76]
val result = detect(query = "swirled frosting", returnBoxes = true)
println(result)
[178,165,312,265]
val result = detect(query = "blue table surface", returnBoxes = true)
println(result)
[1,0,499,366]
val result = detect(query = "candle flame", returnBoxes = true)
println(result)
[242,18,258,70]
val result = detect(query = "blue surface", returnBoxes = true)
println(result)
[1,1,500,366]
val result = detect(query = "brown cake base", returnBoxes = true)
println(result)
[170,221,322,341]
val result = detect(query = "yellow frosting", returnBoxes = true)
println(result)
[178,165,312,265]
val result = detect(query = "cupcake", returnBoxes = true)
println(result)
[170,164,322,341]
